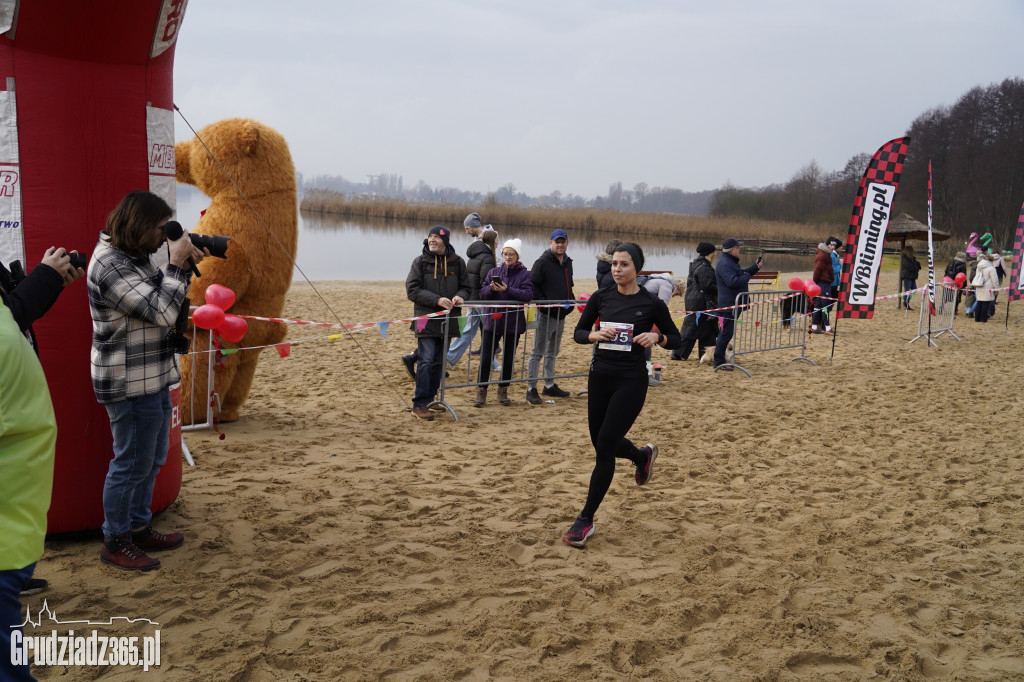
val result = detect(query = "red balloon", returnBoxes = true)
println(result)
[942,276,954,284]
[803,278,815,292]
[787,277,805,291]
[205,283,236,311]
[954,272,967,288]
[192,304,225,330]
[576,291,591,313]
[217,314,248,343]
[805,282,821,298]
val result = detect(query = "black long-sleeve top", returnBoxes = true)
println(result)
[0,261,63,332]
[573,286,680,376]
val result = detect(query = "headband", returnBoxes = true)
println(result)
[617,243,644,272]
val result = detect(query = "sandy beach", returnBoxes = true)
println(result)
[28,271,1024,680]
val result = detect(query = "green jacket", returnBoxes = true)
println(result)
[0,302,56,571]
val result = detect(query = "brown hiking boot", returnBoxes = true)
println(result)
[497,386,510,406]
[473,386,487,407]
[132,525,184,552]
[100,536,160,572]
[412,405,434,421]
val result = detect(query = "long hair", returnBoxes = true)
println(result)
[105,190,172,258]
[481,229,498,263]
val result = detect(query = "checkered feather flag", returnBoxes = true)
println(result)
[1008,202,1024,302]
[836,137,912,320]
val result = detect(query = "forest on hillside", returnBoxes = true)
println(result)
[710,78,1024,248]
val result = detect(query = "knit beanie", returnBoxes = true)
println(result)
[428,225,451,246]
[464,213,482,229]
[502,238,522,259]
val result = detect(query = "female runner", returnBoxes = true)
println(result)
[563,242,680,547]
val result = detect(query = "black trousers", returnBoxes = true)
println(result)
[477,329,522,387]
[673,330,717,360]
[581,371,648,519]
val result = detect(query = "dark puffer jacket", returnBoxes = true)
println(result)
[595,252,614,289]
[530,249,574,319]
[680,256,718,340]
[465,240,496,300]
[406,242,471,338]
[716,252,759,308]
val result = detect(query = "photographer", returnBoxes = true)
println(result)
[88,190,207,572]
[0,246,85,346]
[1,249,83,680]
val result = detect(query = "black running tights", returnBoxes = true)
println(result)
[581,371,648,519]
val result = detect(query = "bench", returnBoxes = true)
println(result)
[749,270,779,290]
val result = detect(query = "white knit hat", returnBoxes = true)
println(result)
[502,238,522,259]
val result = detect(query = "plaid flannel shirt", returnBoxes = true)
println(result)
[88,237,190,404]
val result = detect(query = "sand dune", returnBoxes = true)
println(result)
[29,273,1024,680]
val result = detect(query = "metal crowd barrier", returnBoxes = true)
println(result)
[431,299,588,421]
[911,282,961,345]
[718,289,816,377]
[179,328,218,432]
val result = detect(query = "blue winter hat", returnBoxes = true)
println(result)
[428,225,451,245]
[464,213,482,229]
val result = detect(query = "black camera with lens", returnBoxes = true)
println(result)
[187,233,230,259]
[163,221,230,259]
[68,252,88,270]
[167,296,191,355]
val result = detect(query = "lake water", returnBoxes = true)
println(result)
[175,189,813,283]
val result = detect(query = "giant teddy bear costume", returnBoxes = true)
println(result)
[176,118,297,423]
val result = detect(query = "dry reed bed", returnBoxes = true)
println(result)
[300,190,841,244]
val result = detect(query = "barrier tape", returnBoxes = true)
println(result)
[187,285,1016,356]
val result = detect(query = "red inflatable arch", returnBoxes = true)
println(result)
[0,1,189,533]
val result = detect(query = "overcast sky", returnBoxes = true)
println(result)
[172,1,1024,199]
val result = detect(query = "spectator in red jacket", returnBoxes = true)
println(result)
[810,242,833,333]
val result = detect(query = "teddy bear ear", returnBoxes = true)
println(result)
[240,119,261,157]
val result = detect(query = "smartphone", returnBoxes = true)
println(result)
[491,276,503,285]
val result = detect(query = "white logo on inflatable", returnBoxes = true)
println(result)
[150,0,188,58]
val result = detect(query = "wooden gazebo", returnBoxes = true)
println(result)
[884,213,952,251]
[885,213,953,308]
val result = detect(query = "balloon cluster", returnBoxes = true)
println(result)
[787,277,821,299]
[191,284,248,343]
[943,273,968,289]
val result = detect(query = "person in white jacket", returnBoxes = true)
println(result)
[972,254,999,323]
[641,273,682,385]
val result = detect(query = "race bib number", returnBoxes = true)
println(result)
[598,321,634,351]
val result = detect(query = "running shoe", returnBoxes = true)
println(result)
[635,443,658,486]
[562,515,595,547]
[542,384,570,398]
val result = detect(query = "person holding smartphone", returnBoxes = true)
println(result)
[476,239,533,406]
[563,242,680,548]
[712,237,761,371]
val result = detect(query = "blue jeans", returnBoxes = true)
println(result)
[527,313,566,390]
[902,278,917,307]
[413,336,448,408]
[811,280,832,327]
[447,307,500,372]
[1,563,35,681]
[101,390,171,540]
[446,307,481,366]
